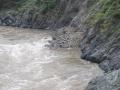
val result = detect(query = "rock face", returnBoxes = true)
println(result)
[77,0,120,89]
[86,69,120,90]
[79,2,120,72]
[0,0,81,29]
[0,12,55,29]
[78,14,120,72]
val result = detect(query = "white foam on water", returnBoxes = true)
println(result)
[0,26,103,90]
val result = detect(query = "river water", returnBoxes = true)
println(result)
[0,26,103,90]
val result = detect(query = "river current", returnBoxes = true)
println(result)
[0,26,103,90]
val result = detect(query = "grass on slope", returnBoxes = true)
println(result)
[0,0,57,14]
[87,0,120,32]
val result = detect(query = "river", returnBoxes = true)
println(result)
[0,26,103,90]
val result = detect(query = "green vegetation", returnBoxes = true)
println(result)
[36,0,56,13]
[0,0,57,14]
[20,0,56,14]
[87,0,120,32]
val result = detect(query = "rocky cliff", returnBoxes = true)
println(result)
[0,0,81,29]
[51,0,120,89]
[80,0,120,73]
[79,0,120,89]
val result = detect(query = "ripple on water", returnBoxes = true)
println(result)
[0,26,103,90]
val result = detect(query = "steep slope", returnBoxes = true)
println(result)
[80,0,120,72]
[50,0,120,89]
[78,0,120,89]
[0,0,81,29]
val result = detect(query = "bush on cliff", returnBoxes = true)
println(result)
[87,0,120,32]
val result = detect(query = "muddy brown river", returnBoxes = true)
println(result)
[0,26,103,90]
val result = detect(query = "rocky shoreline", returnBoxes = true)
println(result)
[0,0,120,90]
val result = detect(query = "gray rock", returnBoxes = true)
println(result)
[0,18,2,25]
[86,69,120,90]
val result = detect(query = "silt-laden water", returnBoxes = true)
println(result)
[0,26,103,90]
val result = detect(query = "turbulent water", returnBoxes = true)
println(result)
[0,26,103,90]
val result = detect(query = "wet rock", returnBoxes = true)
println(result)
[2,16,15,26]
[99,56,120,72]
[86,69,120,90]
[0,18,2,25]
[80,18,120,72]
[80,28,120,72]
[81,49,106,63]
[99,60,112,72]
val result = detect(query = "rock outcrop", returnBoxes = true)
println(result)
[77,0,120,89]
[80,0,120,72]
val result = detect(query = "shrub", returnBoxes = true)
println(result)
[87,0,120,32]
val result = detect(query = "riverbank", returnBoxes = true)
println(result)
[0,0,120,90]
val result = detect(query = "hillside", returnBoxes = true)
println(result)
[0,0,80,29]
